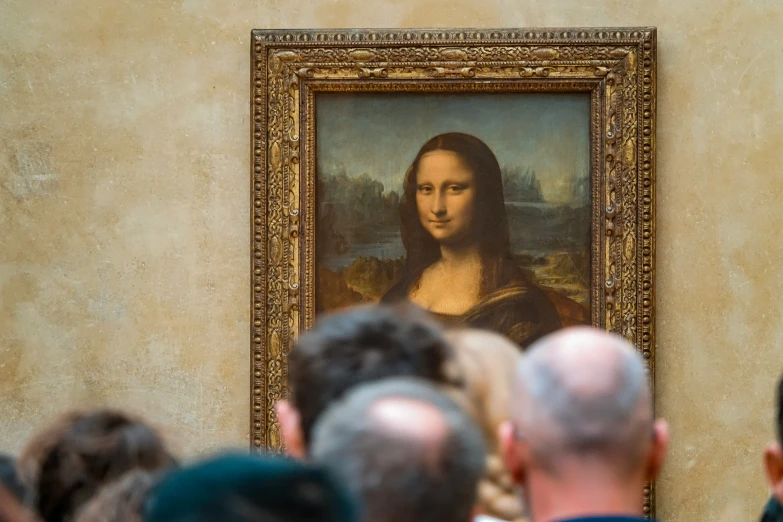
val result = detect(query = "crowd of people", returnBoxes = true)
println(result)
[0,303,781,522]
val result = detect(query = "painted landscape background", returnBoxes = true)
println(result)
[315,93,592,313]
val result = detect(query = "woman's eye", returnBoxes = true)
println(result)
[418,186,433,194]
[448,185,465,193]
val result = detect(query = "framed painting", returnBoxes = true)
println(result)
[250,25,656,513]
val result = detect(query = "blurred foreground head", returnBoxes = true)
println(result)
[143,453,356,522]
[445,328,521,448]
[501,327,667,521]
[311,377,486,522]
[445,328,525,521]
[278,303,459,457]
[18,409,176,522]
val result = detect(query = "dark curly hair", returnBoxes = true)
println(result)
[289,303,460,446]
[393,132,522,299]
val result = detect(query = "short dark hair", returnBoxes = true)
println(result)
[777,372,783,445]
[143,453,357,522]
[19,409,176,522]
[289,303,458,445]
[311,378,487,522]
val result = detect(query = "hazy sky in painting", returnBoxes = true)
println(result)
[316,92,590,204]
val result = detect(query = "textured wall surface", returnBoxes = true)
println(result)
[1,1,782,521]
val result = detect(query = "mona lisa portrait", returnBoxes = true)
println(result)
[316,93,591,349]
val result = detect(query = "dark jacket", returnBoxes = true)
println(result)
[761,497,783,522]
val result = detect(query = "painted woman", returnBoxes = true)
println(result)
[382,132,563,349]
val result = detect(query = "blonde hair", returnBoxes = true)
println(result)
[444,329,526,521]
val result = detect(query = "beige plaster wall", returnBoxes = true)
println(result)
[1,0,781,520]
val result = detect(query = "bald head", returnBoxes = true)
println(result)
[371,398,447,440]
[512,327,652,476]
[311,378,486,522]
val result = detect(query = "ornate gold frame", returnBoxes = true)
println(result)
[250,27,656,514]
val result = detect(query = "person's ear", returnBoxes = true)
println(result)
[275,401,306,459]
[764,443,783,503]
[646,418,669,481]
[499,420,527,486]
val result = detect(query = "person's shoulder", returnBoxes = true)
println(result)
[380,280,408,302]
[465,281,557,320]
[761,496,783,522]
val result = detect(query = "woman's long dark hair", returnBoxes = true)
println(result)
[396,132,522,297]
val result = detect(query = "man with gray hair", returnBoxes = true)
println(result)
[311,377,487,522]
[500,327,669,522]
